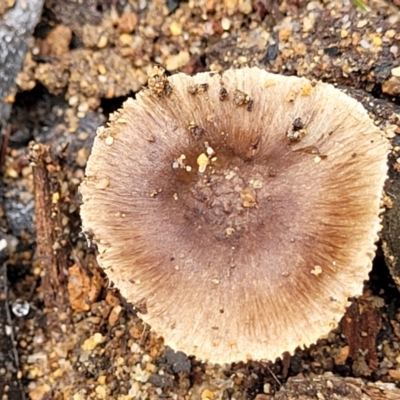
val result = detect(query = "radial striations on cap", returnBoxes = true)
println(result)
[80,67,388,364]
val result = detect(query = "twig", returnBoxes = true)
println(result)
[264,362,282,388]
[140,324,148,346]
[29,142,70,315]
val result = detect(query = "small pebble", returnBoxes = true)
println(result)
[391,66,400,77]
[170,21,182,36]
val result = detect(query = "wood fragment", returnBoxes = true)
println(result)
[382,146,400,289]
[30,143,70,318]
[341,297,381,372]
[67,263,103,312]
[266,375,400,400]
[281,352,291,380]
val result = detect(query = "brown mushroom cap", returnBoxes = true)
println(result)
[80,68,388,364]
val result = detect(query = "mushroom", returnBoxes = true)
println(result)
[80,67,388,364]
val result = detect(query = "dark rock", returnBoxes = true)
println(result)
[148,373,174,388]
[324,46,341,57]
[166,0,180,13]
[263,43,278,64]
[165,347,191,374]
[3,191,35,237]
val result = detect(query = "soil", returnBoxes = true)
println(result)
[1,0,400,399]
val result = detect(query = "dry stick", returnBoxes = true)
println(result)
[30,143,70,318]
[264,363,282,388]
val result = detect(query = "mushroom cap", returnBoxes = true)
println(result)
[80,68,388,364]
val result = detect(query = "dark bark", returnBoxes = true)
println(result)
[0,241,25,400]
[0,0,44,130]
[382,138,400,288]
[262,375,400,400]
